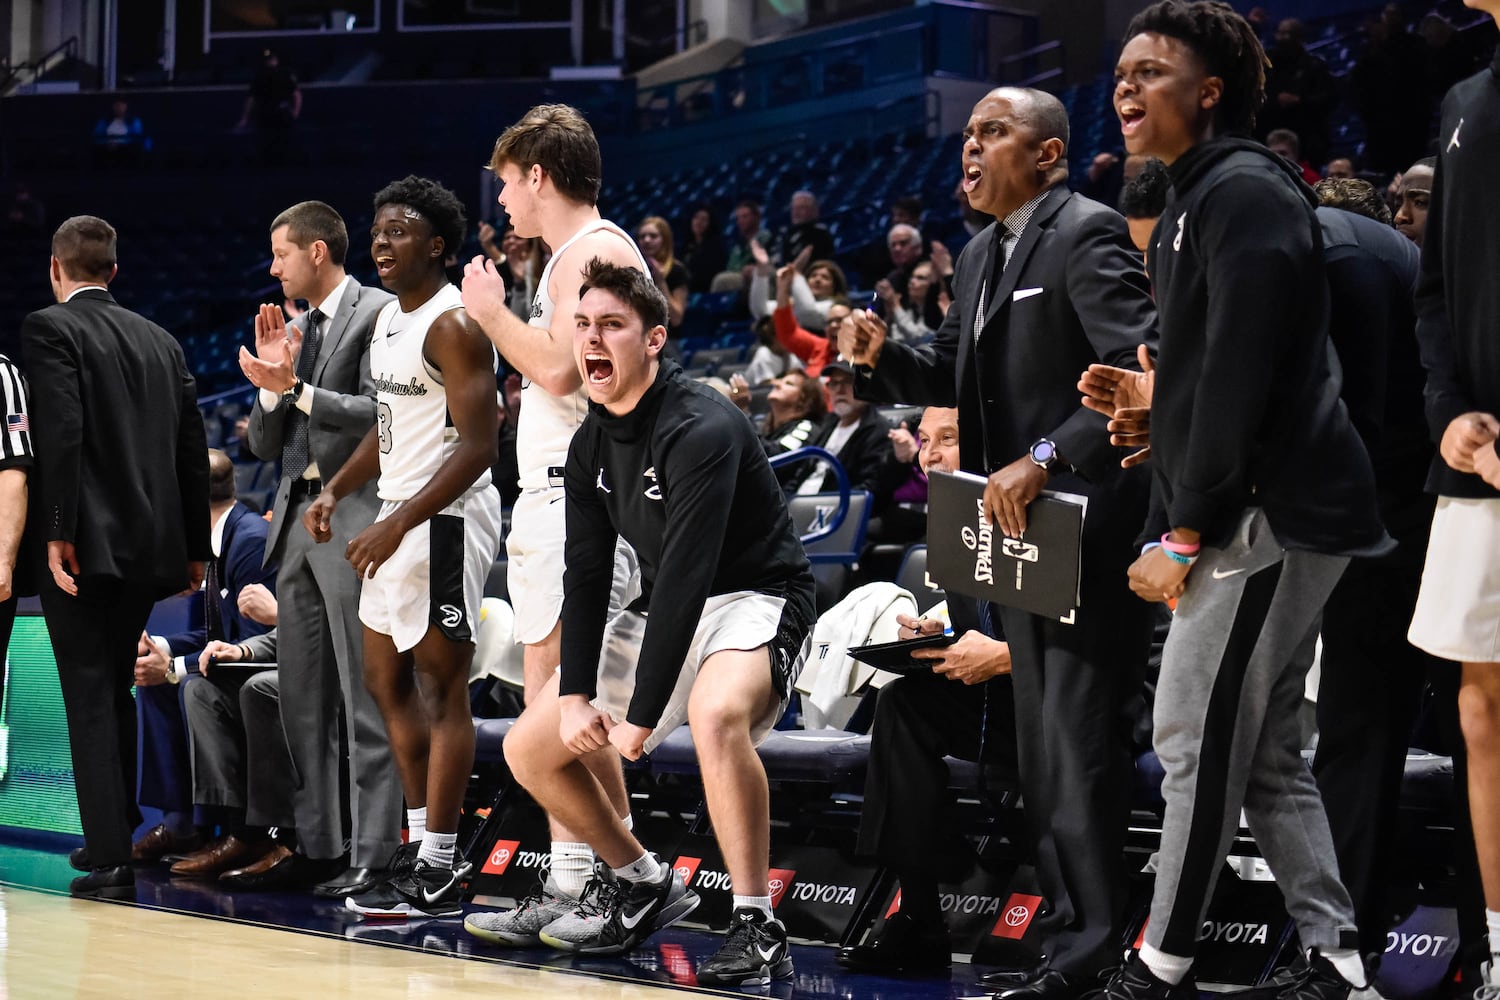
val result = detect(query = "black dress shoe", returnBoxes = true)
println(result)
[70,866,135,900]
[837,912,951,973]
[313,866,385,898]
[1093,955,1197,1000]
[68,847,91,872]
[994,968,1094,1000]
[980,961,1052,990]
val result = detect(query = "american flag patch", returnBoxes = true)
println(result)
[6,413,28,433]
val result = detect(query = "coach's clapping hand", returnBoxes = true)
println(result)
[345,517,407,580]
[239,303,301,394]
[303,491,337,543]
[608,722,652,762]
[560,695,615,755]
[839,309,887,369]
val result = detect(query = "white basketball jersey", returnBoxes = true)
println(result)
[515,218,649,490]
[370,283,494,502]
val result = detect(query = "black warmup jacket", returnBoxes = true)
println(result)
[1415,49,1500,499]
[560,361,815,730]
[1145,136,1389,556]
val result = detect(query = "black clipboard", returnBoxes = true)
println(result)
[203,659,277,674]
[847,632,958,673]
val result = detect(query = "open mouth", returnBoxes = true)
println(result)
[375,254,396,275]
[584,352,614,385]
[1118,104,1146,134]
[962,162,982,194]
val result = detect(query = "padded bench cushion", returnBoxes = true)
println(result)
[473,717,515,764]
[649,727,871,782]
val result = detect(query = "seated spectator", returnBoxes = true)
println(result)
[636,215,689,337]
[1265,128,1322,185]
[780,361,908,510]
[1324,157,1356,180]
[477,222,545,320]
[1118,157,1172,254]
[741,316,803,387]
[749,246,849,332]
[850,201,926,287]
[771,264,849,377]
[713,199,772,292]
[1392,157,1434,247]
[770,190,835,268]
[837,405,1015,975]
[876,260,940,344]
[680,203,728,294]
[1258,19,1335,166]
[880,222,927,294]
[756,370,827,455]
[92,100,149,166]
[132,450,277,871]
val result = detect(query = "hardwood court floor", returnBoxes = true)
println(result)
[0,835,992,1000]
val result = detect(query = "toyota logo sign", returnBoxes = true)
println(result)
[1005,904,1031,927]
[769,878,785,896]
[492,847,512,867]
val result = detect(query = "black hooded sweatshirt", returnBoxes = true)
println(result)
[1145,135,1390,556]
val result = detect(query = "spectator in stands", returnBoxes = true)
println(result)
[1096,8,1388,999]
[133,449,278,875]
[26,216,211,900]
[1266,128,1323,185]
[739,316,801,387]
[1258,18,1335,167]
[1352,5,1432,175]
[881,222,926,293]
[1406,11,1500,994]
[771,263,847,377]
[842,85,1158,1000]
[679,204,727,294]
[749,243,848,332]
[770,190,835,267]
[1119,157,1172,254]
[1324,157,1356,179]
[1393,156,1434,247]
[757,370,826,456]
[91,99,148,167]
[3,183,44,237]
[876,260,939,344]
[715,199,771,292]
[0,351,31,718]
[477,222,545,321]
[240,200,401,900]
[635,215,689,337]
[778,360,896,492]
[236,49,301,134]
[838,405,1014,974]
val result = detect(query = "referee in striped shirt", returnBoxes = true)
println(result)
[0,351,33,697]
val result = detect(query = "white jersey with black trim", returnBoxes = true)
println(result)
[516,218,648,491]
[370,283,495,502]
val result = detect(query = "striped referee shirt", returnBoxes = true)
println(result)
[0,353,33,471]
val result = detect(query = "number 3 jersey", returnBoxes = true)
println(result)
[369,283,495,503]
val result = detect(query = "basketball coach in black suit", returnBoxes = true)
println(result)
[841,88,1157,1000]
[22,215,211,899]
[240,201,401,896]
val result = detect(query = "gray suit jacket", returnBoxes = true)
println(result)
[247,277,393,563]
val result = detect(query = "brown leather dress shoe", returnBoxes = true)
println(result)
[219,844,293,887]
[131,824,202,864]
[169,834,271,878]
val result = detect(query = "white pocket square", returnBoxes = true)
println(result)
[1012,287,1044,302]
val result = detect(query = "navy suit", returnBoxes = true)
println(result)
[138,502,276,819]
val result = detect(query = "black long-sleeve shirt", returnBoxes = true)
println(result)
[560,361,815,730]
[1415,49,1500,500]
[1146,136,1389,556]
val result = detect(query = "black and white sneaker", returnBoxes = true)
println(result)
[697,907,794,987]
[1095,953,1198,1000]
[538,862,699,954]
[346,857,472,919]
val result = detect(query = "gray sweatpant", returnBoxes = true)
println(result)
[1146,508,1360,959]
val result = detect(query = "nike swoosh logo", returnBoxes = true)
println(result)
[422,879,456,905]
[620,905,652,930]
[757,944,782,962]
[1012,287,1044,302]
[1211,567,1246,579]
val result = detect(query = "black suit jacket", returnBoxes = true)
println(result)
[22,288,210,597]
[855,185,1157,574]
[164,501,277,671]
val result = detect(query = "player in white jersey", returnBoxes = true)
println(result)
[304,176,501,919]
[460,105,653,947]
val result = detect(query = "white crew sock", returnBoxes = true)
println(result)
[1487,909,1500,975]
[406,806,427,845]
[612,852,664,885]
[1319,948,1369,988]
[733,894,774,919]
[417,830,456,868]
[1139,942,1193,985]
[621,812,634,832]
[548,841,595,900]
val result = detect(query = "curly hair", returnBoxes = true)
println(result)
[372,175,468,259]
[1124,0,1269,134]
[1313,177,1393,225]
[1119,158,1172,220]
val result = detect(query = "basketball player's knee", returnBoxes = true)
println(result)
[687,695,752,749]
[503,714,553,786]
[1459,681,1500,756]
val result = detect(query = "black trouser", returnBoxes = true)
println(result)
[0,594,13,714]
[858,670,1017,881]
[41,576,155,868]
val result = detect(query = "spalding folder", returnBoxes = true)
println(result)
[926,470,1086,622]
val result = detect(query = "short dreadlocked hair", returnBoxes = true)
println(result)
[1124,0,1269,135]
[372,175,468,260]
[1119,158,1172,221]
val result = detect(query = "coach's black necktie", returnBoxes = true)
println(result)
[282,308,325,482]
[204,556,225,642]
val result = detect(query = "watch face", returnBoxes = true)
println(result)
[1032,440,1056,464]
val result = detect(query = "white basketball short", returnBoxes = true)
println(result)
[359,490,503,653]
[506,485,639,646]
[591,590,812,755]
[1409,496,1500,663]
